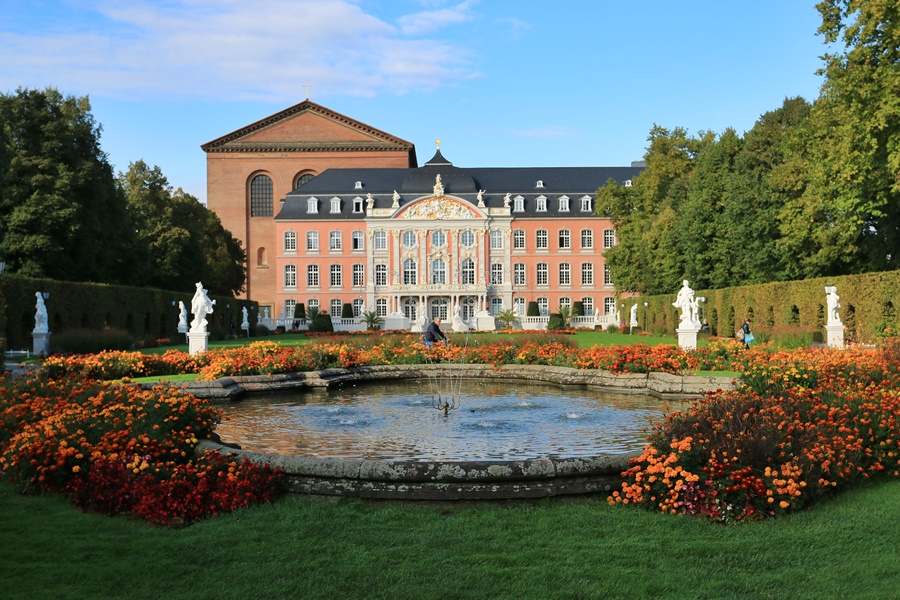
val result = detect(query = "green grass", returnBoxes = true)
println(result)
[140,333,312,355]
[2,478,898,599]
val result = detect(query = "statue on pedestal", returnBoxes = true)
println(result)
[189,282,216,333]
[672,280,694,325]
[177,301,189,333]
[826,286,842,326]
[33,292,48,334]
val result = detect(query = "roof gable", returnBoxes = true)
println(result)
[201,100,415,154]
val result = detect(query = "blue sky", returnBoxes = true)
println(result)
[1,1,828,203]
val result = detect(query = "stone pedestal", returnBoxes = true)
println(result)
[382,314,409,331]
[474,312,496,332]
[451,318,469,333]
[188,331,210,356]
[826,324,845,349]
[676,322,701,351]
[32,332,50,357]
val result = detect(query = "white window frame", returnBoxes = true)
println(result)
[558,229,571,250]
[307,264,319,288]
[307,197,318,214]
[490,263,503,285]
[559,262,571,286]
[581,263,594,286]
[284,264,297,288]
[536,195,547,212]
[374,230,387,251]
[284,231,297,253]
[402,230,417,248]
[329,231,342,251]
[461,258,475,285]
[431,258,446,284]
[603,229,617,249]
[353,264,365,287]
[375,264,387,286]
[490,230,503,250]
[558,195,570,212]
[460,230,475,248]
[536,263,548,286]
[306,230,319,252]
[513,229,526,250]
[536,229,548,250]
[513,263,526,286]
[330,264,342,288]
[351,230,365,251]
[330,197,341,213]
[513,196,525,212]
[581,195,592,212]
[331,299,342,317]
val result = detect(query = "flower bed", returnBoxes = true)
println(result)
[610,343,900,523]
[0,372,283,527]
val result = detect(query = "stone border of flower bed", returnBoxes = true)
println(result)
[185,365,736,501]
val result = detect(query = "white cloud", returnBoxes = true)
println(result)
[0,0,476,101]
[397,0,478,36]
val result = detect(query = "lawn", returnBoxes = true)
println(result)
[2,478,898,599]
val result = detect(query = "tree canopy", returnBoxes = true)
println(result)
[0,87,246,296]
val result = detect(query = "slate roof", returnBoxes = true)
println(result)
[276,149,643,220]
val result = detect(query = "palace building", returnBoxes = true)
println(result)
[203,100,642,329]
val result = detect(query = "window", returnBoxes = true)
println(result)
[536,229,548,250]
[603,229,616,249]
[537,297,549,316]
[285,299,296,319]
[374,230,386,250]
[582,263,594,285]
[352,231,364,251]
[461,258,475,284]
[581,195,592,212]
[250,174,273,217]
[403,259,417,285]
[559,297,571,311]
[307,264,319,287]
[352,298,364,317]
[604,297,616,315]
[491,263,503,285]
[536,180,544,188]
[624,180,632,187]
[431,259,446,284]
[353,197,363,213]
[375,264,387,286]
[558,229,571,250]
[355,181,363,190]
[536,263,548,286]
[296,173,315,188]
[403,298,417,321]
[513,196,524,212]
[513,229,526,250]
[376,298,387,317]
[581,229,593,249]
[330,198,340,213]
[330,264,342,287]
[402,230,417,248]
[558,195,570,212]
[329,231,341,251]
[353,264,365,286]
[536,196,547,212]
[331,299,342,317]
[460,230,475,248]
[308,298,319,313]
[306,231,319,251]
[284,231,297,252]
[490,230,503,250]
[431,298,449,320]
[284,264,297,288]
[604,265,613,285]
[431,230,446,247]
[490,297,503,316]
[307,197,318,214]
[582,297,594,315]
[559,262,571,286]
[513,263,526,286]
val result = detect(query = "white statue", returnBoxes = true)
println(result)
[476,189,485,207]
[366,193,374,209]
[503,193,511,208]
[453,303,461,318]
[177,301,189,333]
[33,292,49,334]
[826,286,842,326]
[594,306,601,322]
[241,306,250,330]
[689,297,700,324]
[433,174,444,197]
[263,307,270,320]
[392,190,400,207]
[630,303,639,328]
[673,280,694,325]
[189,282,216,333]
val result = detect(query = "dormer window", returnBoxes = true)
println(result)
[330,197,341,213]
[307,197,318,214]
[625,180,632,187]
[514,195,525,212]
[536,180,544,188]
[558,195,570,212]
[354,181,363,190]
[536,195,547,212]
[353,197,364,213]
[581,195,592,212]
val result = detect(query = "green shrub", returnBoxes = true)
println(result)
[309,311,334,333]
[341,303,354,319]
[572,301,584,317]
[547,313,566,330]
[527,301,540,317]
[296,303,306,320]
[606,324,619,334]
[52,328,134,354]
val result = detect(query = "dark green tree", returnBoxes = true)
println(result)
[0,87,131,282]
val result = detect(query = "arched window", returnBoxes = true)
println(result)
[295,173,315,189]
[461,258,475,284]
[250,174,273,216]
[284,264,297,288]
[431,258,446,284]
[283,231,297,252]
[403,259,417,285]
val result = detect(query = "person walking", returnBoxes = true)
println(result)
[423,316,447,347]
[740,319,754,349]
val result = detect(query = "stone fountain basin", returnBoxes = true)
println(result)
[173,364,735,501]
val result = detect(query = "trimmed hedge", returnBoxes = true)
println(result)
[0,274,258,350]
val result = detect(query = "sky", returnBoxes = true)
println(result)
[1,0,830,204]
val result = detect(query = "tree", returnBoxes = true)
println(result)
[0,87,131,282]
[784,0,900,275]
[119,160,245,296]
[494,308,520,330]
[362,310,384,331]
